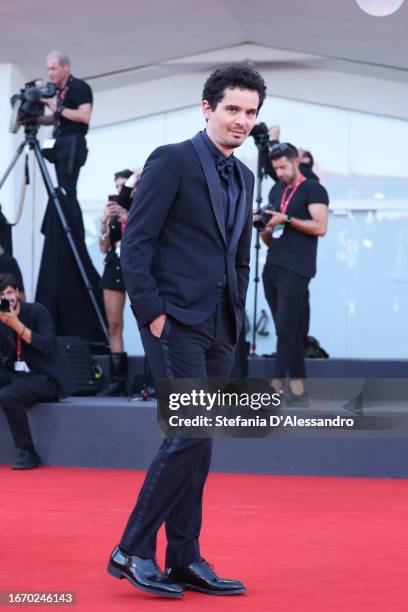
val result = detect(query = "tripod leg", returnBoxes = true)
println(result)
[0,141,26,193]
[251,142,265,355]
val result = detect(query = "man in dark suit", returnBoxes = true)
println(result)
[107,64,266,599]
[0,273,72,469]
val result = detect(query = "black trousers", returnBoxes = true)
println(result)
[55,158,81,202]
[262,263,310,379]
[54,134,87,203]
[119,300,236,568]
[0,370,58,449]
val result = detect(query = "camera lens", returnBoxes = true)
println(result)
[253,211,270,230]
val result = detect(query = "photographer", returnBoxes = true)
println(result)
[260,124,320,184]
[257,144,329,405]
[297,148,320,182]
[255,124,320,352]
[0,274,71,469]
[39,51,93,205]
[99,169,140,395]
[0,244,26,300]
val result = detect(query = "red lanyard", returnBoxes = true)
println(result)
[120,220,126,236]
[58,76,72,103]
[280,177,305,215]
[16,335,21,361]
[58,85,68,103]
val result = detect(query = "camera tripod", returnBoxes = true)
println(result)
[0,124,109,342]
[250,138,268,356]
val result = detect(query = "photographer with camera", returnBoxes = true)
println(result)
[258,123,320,184]
[255,143,329,405]
[252,123,322,357]
[98,169,140,395]
[0,273,72,469]
[39,51,93,207]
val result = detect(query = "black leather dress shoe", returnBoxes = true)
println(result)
[12,448,42,470]
[107,546,183,598]
[284,389,310,407]
[166,559,246,596]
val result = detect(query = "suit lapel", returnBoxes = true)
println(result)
[190,132,227,246]
[227,161,247,253]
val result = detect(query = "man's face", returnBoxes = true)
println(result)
[0,286,19,310]
[203,87,259,154]
[272,156,300,185]
[47,57,70,87]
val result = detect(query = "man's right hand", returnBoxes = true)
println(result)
[102,201,122,223]
[269,124,280,140]
[102,204,111,224]
[149,314,166,338]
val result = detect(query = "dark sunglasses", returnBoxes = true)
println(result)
[270,142,298,157]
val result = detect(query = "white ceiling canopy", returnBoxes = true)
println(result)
[1,0,407,89]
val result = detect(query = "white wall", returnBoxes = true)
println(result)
[90,66,408,130]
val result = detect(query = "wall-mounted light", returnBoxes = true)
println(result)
[356,0,405,16]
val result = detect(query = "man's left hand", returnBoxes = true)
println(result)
[40,98,58,114]
[0,310,21,332]
[265,210,287,227]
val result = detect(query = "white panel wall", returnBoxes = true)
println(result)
[91,67,408,130]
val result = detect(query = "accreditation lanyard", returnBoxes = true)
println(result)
[279,177,305,215]
[55,75,73,133]
[16,334,22,361]
[57,75,73,107]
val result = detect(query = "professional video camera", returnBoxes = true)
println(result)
[250,122,270,147]
[9,80,57,134]
[250,122,272,230]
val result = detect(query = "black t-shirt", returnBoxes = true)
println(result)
[266,179,329,278]
[57,76,93,136]
[0,252,25,292]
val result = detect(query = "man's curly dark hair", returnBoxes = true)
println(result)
[202,64,267,113]
[0,273,18,293]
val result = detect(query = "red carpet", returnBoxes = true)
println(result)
[0,466,407,611]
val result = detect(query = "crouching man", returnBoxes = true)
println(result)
[0,273,71,469]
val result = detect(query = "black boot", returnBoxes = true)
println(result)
[12,445,42,470]
[99,352,127,396]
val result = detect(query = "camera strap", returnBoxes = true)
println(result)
[16,335,21,361]
[57,75,73,107]
[54,75,74,133]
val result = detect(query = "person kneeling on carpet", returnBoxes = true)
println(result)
[0,273,72,469]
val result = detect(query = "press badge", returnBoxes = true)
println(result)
[15,361,30,373]
[42,138,56,152]
[272,224,285,239]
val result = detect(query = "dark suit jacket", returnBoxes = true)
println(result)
[120,132,254,342]
[0,301,72,398]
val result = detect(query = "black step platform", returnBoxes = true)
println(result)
[1,371,408,478]
[100,355,408,393]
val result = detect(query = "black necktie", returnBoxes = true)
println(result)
[216,156,237,235]
[217,156,235,180]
